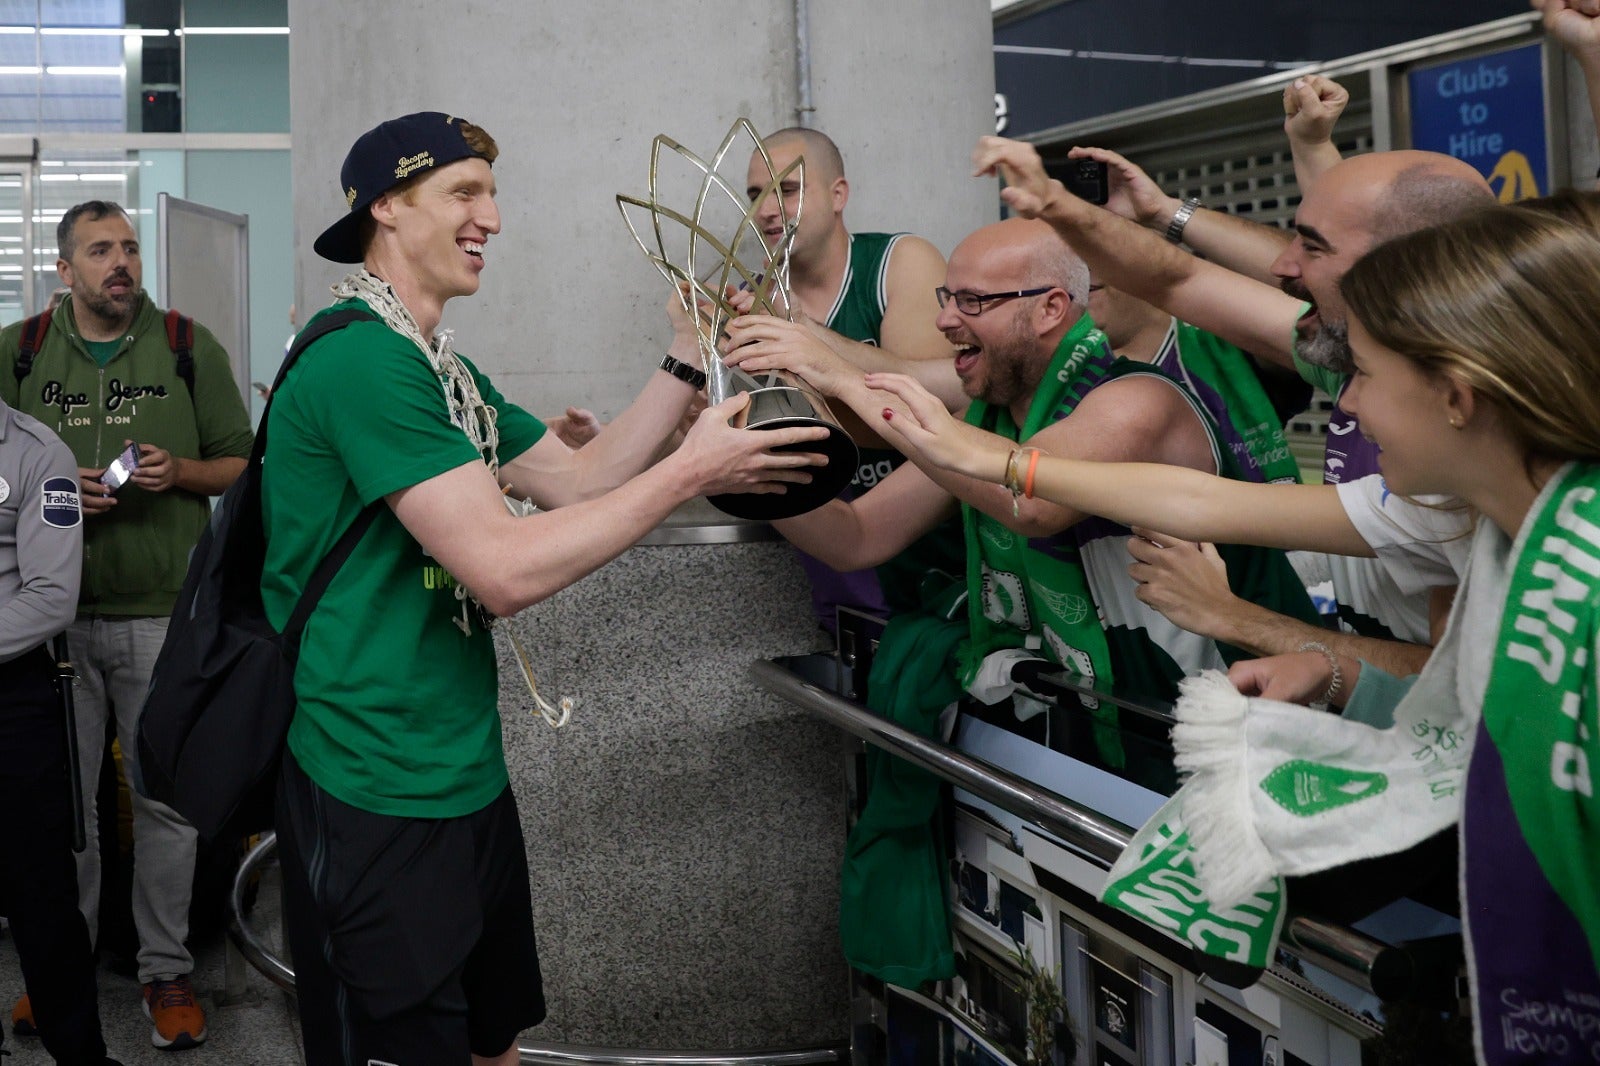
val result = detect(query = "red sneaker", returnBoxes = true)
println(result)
[10,992,36,1036]
[141,976,207,1049]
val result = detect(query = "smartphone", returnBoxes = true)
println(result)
[100,441,141,493]
[1062,158,1110,205]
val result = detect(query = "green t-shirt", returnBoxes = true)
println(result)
[84,338,121,367]
[260,301,546,818]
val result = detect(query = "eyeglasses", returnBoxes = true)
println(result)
[934,285,1053,315]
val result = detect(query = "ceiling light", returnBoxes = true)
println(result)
[177,26,289,35]
[43,27,168,37]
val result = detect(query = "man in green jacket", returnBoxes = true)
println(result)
[0,200,253,1051]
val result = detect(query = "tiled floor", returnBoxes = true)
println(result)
[0,863,304,1066]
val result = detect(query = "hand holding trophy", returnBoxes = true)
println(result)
[618,118,858,520]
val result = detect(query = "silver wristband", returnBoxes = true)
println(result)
[1163,196,1202,245]
[1297,640,1343,705]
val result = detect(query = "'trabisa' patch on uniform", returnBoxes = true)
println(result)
[41,475,81,528]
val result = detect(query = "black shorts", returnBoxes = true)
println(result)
[276,752,545,1065]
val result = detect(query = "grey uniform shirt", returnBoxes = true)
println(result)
[0,395,82,664]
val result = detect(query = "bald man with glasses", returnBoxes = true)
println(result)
[727,217,1318,784]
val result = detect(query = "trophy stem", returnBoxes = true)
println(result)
[706,353,734,406]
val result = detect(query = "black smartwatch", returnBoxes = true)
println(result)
[659,354,707,391]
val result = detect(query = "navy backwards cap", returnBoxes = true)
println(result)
[314,111,491,263]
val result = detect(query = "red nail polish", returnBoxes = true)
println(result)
[882,408,893,421]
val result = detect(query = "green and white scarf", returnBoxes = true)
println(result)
[1101,463,1600,988]
[1097,664,1469,972]
[1465,462,1600,1064]
[958,316,1124,764]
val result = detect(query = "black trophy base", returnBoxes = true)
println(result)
[707,417,859,521]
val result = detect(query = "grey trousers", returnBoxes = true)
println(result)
[66,615,195,984]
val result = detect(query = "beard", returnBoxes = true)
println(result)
[1298,318,1353,374]
[79,288,136,321]
[975,354,1035,409]
[965,313,1042,409]
[1279,276,1353,374]
[76,274,138,325]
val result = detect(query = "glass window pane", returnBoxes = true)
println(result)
[0,167,27,321]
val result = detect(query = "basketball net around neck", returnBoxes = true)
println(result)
[333,269,501,471]
[330,269,572,728]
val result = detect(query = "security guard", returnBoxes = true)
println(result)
[0,393,121,1065]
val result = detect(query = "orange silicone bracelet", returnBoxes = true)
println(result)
[1023,448,1041,499]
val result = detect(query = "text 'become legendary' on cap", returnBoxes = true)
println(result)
[314,111,492,264]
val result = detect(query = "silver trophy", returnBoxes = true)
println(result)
[617,118,857,521]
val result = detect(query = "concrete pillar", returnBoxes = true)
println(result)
[289,0,996,418]
[495,525,845,1046]
[286,0,996,1050]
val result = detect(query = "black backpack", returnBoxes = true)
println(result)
[136,307,378,844]
[15,305,199,396]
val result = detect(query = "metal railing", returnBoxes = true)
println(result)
[225,656,1419,1059]
[227,833,847,1065]
[747,659,1415,1000]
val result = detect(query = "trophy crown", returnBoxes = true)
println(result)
[617,118,804,388]
[614,119,860,521]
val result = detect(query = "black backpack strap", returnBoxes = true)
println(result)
[269,309,377,399]
[282,502,382,646]
[14,308,53,384]
[164,309,195,397]
[246,308,378,470]
[256,306,382,645]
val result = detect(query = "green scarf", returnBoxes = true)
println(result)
[1170,320,1302,485]
[1468,461,1600,1059]
[958,316,1124,764]
[839,611,968,988]
[1480,462,1600,943]
[1098,464,1600,996]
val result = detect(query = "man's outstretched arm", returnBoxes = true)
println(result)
[501,295,718,506]
[399,396,830,617]
[723,311,967,425]
[771,457,958,573]
[1125,529,1434,678]
[1066,144,1290,287]
[1538,0,1600,190]
[1283,74,1350,192]
[982,138,1303,369]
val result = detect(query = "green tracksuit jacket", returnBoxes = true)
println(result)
[0,294,253,616]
